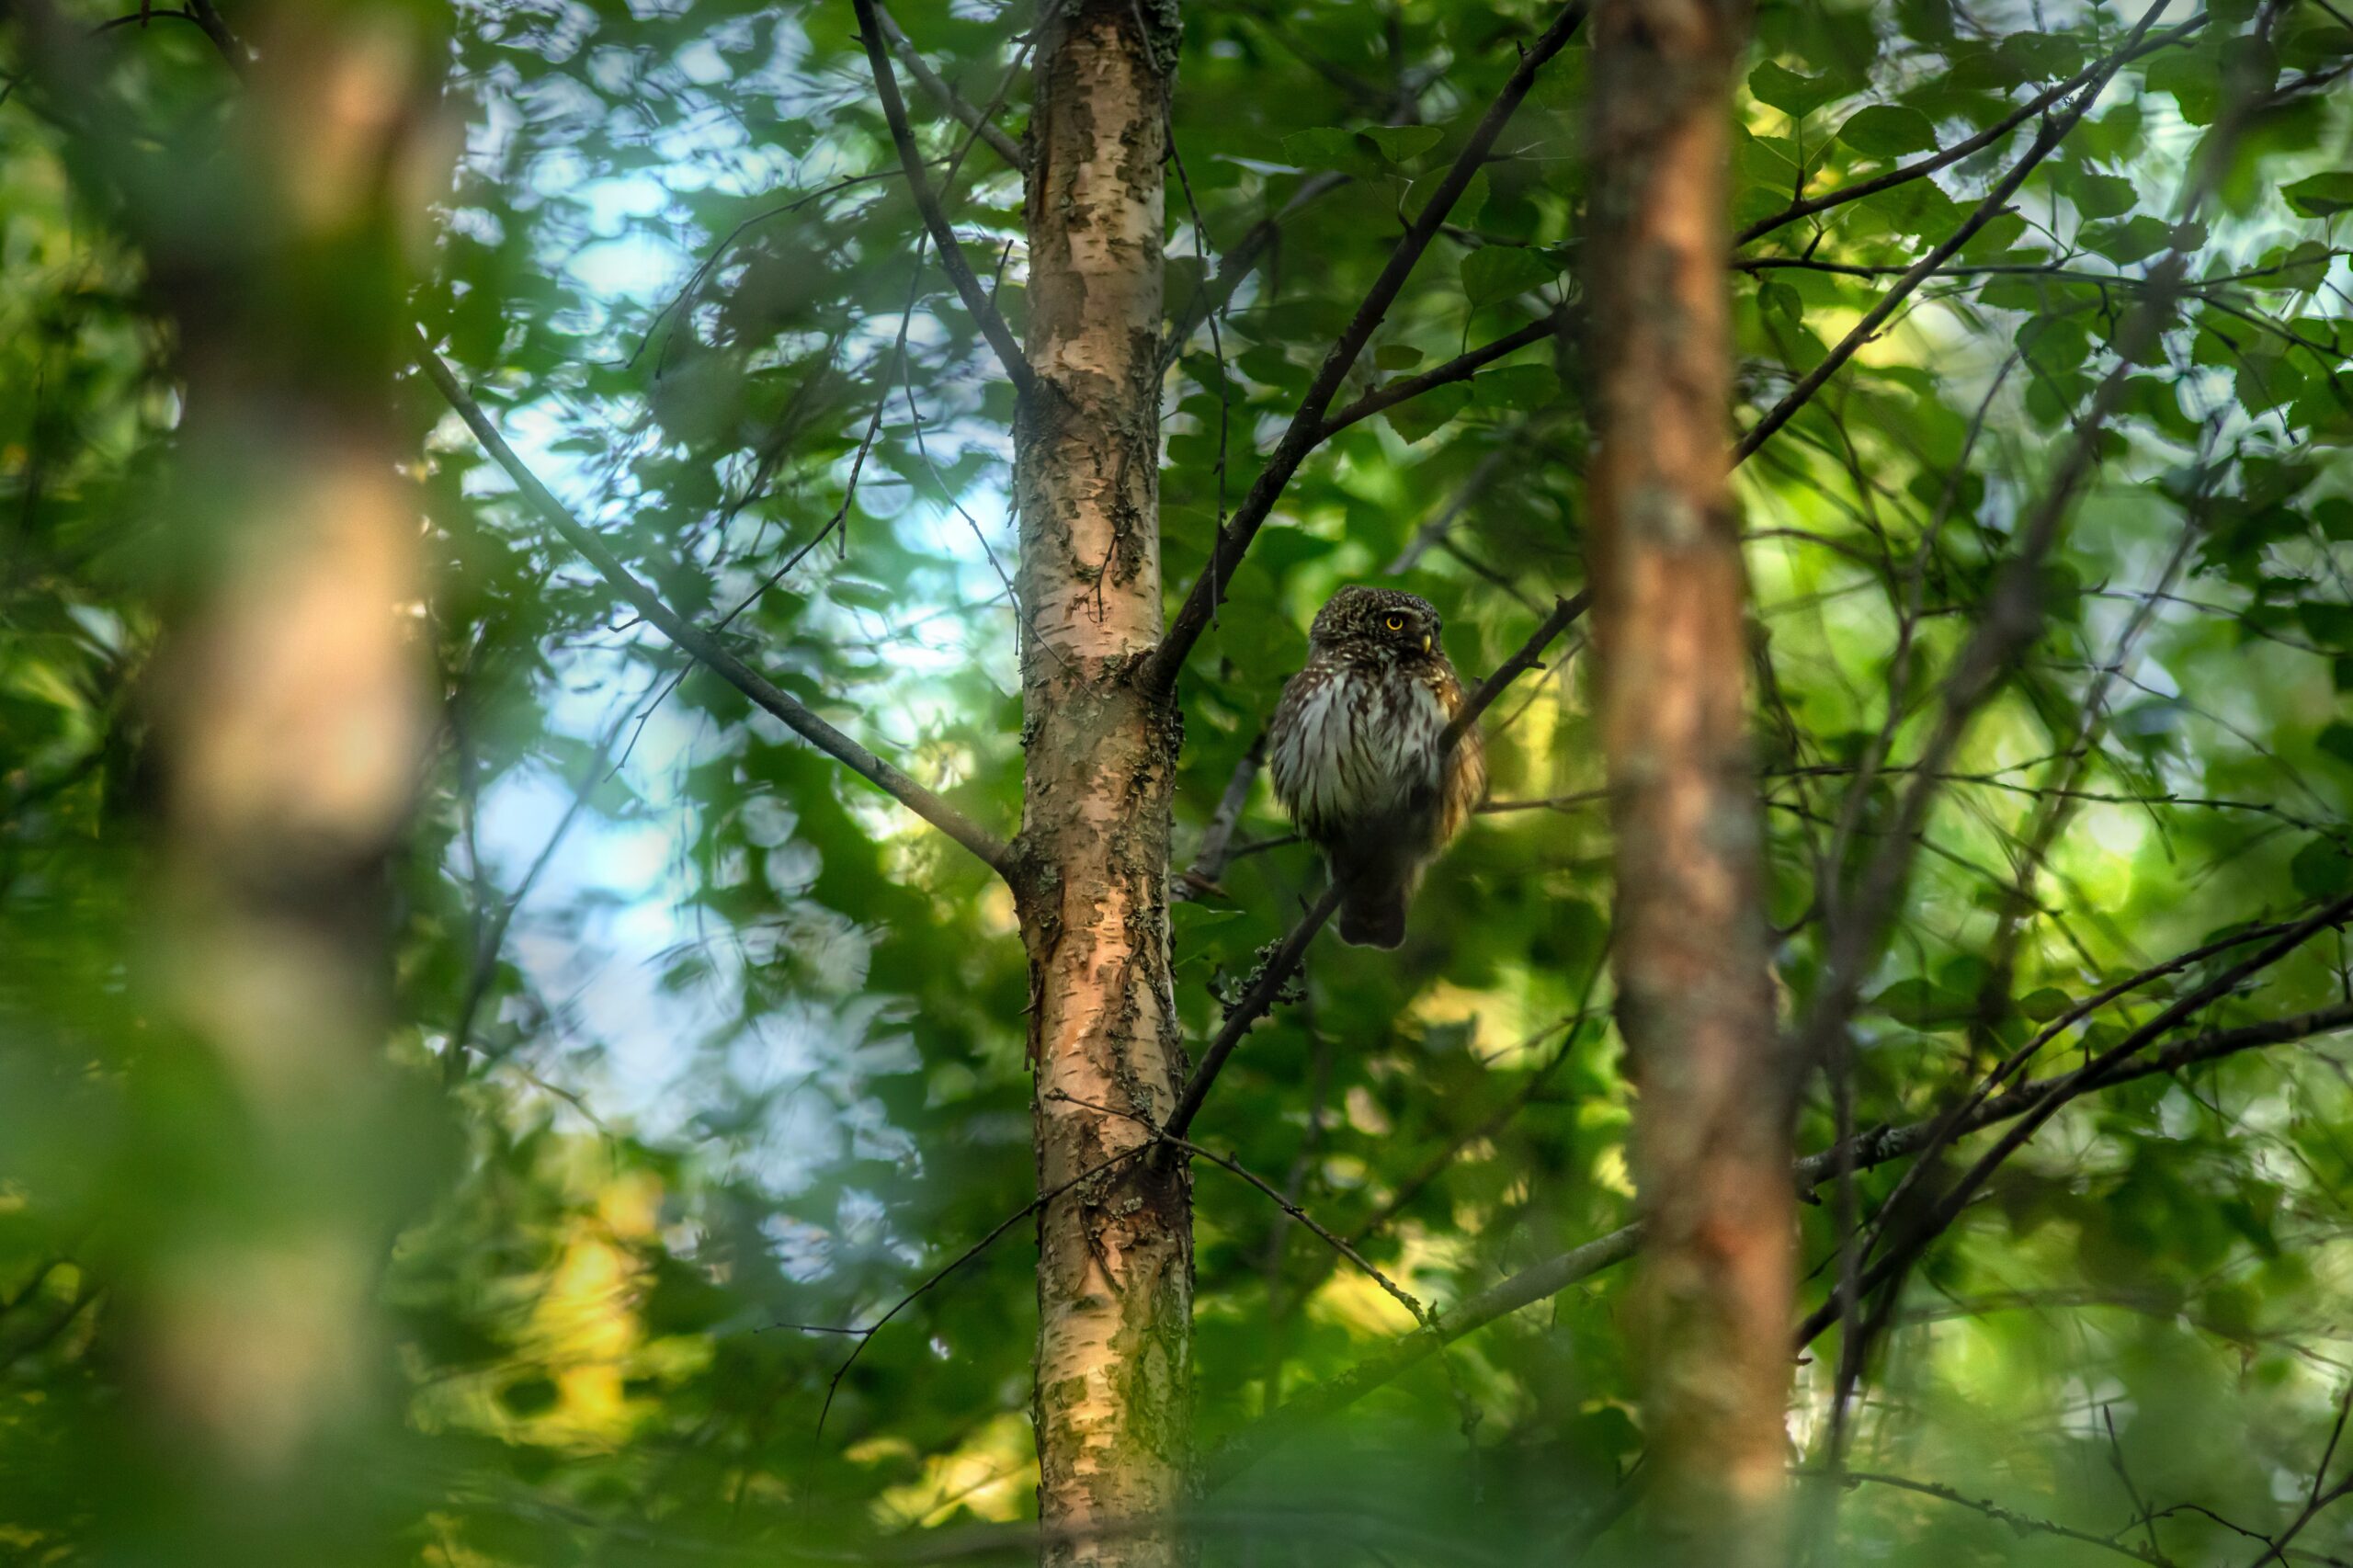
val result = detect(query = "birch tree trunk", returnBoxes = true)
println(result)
[1585,0,1795,1559]
[14,0,448,1512]
[1011,3,1191,1562]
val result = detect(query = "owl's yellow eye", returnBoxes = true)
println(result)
[1383,614,1406,631]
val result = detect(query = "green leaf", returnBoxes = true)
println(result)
[1360,124,1444,164]
[1461,246,1557,307]
[498,1376,561,1416]
[2145,51,2222,124]
[2285,173,2353,218]
[2062,171,2139,219]
[1872,977,1969,1027]
[1749,61,1838,117]
[2019,988,2075,1021]
[1471,364,1562,412]
[1838,104,1939,157]
[1280,128,1364,169]
[1454,166,1491,228]
[2261,240,2336,292]
[1238,346,1295,385]
[2081,215,2175,265]
[1997,32,2087,76]
[2318,722,2353,767]
[2296,601,2353,646]
[1374,344,1426,370]
[2292,838,2353,898]
[1383,383,1472,442]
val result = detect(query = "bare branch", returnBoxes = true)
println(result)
[1160,883,1344,1149]
[445,710,635,1085]
[850,0,1036,401]
[417,337,1017,879]
[90,3,247,74]
[812,1146,1150,1439]
[870,0,1028,173]
[1442,591,1590,756]
[1788,0,2270,1078]
[1794,889,2353,1347]
[1815,1470,2170,1566]
[1387,437,1521,575]
[1051,1088,1427,1326]
[1163,171,1354,366]
[1176,729,1267,900]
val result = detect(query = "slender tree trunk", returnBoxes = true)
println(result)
[1584,0,1794,1560]
[18,0,447,1517]
[1012,4,1190,1563]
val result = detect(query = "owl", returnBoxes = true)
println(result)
[1267,586,1484,949]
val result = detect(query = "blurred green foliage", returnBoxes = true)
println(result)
[4,0,2353,1563]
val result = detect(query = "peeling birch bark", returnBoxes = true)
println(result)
[1012,3,1192,1564]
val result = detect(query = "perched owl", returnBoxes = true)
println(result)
[1268,586,1484,949]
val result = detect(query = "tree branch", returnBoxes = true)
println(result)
[1211,994,2353,1483]
[417,337,1017,879]
[1139,0,1591,695]
[870,0,1028,173]
[1176,728,1267,900]
[1815,1470,2170,1566]
[1160,883,1345,1149]
[1732,13,2205,248]
[1733,0,2170,465]
[1793,888,2353,1347]
[1786,0,2268,1078]
[1159,593,1589,1148]
[1317,309,1566,439]
[1441,591,1589,755]
[1052,1087,1428,1326]
[850,0,1036,402]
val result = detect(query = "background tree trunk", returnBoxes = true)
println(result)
[1013,3,1191,1563]
[134,6,445,1506]
[1584,0,1795,1559]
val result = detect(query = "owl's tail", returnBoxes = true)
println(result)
[1336,864,1414,949]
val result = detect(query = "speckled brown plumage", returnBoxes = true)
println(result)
[1267,586,1484,948]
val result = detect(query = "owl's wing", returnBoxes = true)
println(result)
[1266,664,1325,816]
[1433,663,1486,842]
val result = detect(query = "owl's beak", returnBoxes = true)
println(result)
[1421,633,1432,653]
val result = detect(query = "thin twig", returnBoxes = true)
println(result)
[1050,1088,1427,1325]
[813,1146,1150,1438]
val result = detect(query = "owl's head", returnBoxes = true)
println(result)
[1310,585,1442,657]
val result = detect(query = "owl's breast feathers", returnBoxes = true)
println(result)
[1268,650,1484,848]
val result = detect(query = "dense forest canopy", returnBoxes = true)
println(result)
[6,0,2353,1563]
